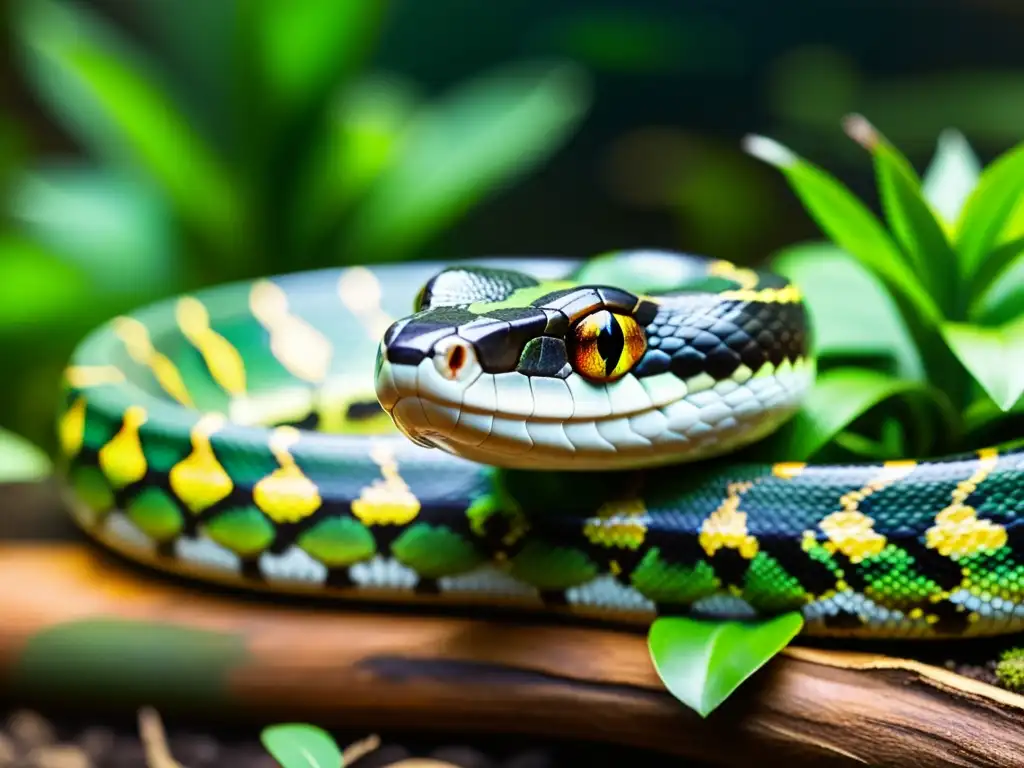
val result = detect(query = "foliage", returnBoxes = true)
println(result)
[647,612,804,718]
[996,647,1024,693]
[260,724,344,768]
[0,425,52,482]
[0,0,590,451]
[742,115,1024,464]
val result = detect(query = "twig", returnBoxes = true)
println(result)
[137,708,186,768]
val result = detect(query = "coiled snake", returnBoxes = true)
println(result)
[56,250,1024,639]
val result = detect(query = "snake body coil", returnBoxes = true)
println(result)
[57,251,1024,639]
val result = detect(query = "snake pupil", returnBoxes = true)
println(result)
[594,312,625,377]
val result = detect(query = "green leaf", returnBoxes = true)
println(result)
[758,367,959,461]
[921,128,980,227]
[647,613,803,718]
[9,166,178,298]
[941,317,1024,411]
[742,134,942,328]
[967,235,1024,316]
[341,61,591,260]
[973,250,1024,326]
[955,139,1024,275]
[15,0,239,251]
[0,234,98,331]
[260,724,343,768]
[0,426,52,483]
[245,0,384,116]
[771,242,921,379]
[843,114,959,312]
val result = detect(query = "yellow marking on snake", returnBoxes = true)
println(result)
[64,365,126,388]
[175,297,247,396]
[98,406,148,489]
[719,284,802,305]
[351,442,421,526]
[818,460,917,563]
[699,481,759,559]
[253,426,322,524]
[169,414,234,513]
[112,317,193,406]
[772,461,806,480]
[59,397,87,459]
[707,259,759,290]
[250,280,333,383]
[925,448,1006,558]
[338,267,394,340]
[584,497,647,550]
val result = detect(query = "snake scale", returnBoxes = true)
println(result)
[55,250,1024,640]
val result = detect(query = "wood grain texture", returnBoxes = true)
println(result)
[3,482,1024,767]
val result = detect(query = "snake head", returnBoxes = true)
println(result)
[374,259,813,471]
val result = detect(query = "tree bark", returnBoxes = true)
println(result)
[2,481,1024,767]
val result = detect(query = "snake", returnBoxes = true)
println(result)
[55,249,1024,641]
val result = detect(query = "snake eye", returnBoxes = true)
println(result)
[569,309,646,383]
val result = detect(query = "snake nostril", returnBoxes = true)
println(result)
[433,337,476,381]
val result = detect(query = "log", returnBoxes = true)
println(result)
[3,481,1024,767]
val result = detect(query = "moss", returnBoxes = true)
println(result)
[995,647,1024,692]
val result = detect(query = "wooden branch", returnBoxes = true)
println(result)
[3,482,1024,767]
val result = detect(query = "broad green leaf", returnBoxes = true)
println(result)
[647,613,804,718]
[9,166,178,298]
[341,61,591,260]
[757,367,958,461]
[0,234,98,331]
[921,129,980,227]
[955,139,1024,275]
[843,114,959,312]
[967,235,1024,317]
[15,0,239,250]
[941,318,1024,411]
[743,134,942,328]
[0,426,52,483]
[245,0,384,116]
[771,242,921,379]
[260,724,343,768]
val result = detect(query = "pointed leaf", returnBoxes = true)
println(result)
[15,0,239,250]
[922,129,981,227]
[771,242,921,379]
[9,166,178,298]
[260,724,343,768]
[844,114,959,312]
[941,318,1024,411]
[755,367,959,461]
[955,139,1024,275]
[743,134,942,327]
[341,61,590,260]
[648,613,803,718]
[0,426,52,483]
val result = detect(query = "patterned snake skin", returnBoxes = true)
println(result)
[56,251,1024,640]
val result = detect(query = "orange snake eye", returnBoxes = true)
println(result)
[568,310,647,383]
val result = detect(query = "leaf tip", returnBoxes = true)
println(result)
[741,134,796,169]
[842,113,879,150]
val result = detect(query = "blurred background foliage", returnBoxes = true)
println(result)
[1,0,1024,458]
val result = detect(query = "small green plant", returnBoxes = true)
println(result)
[996,647,1024,692]
[261,724,345,768]
[0,0,590,451]
[742,115,1024,464]
[647,119,1024,719]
